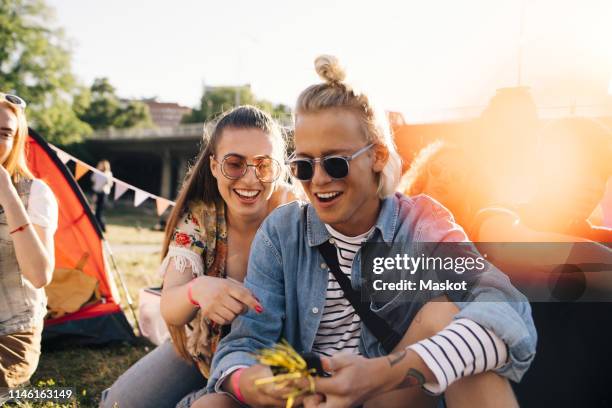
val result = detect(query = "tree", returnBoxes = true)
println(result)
[114,100,152,129]
[75,78,152,130]
[76,78,152,130]
[271,103,291,119]
[182,85,292,123]
[182,86,254,123]
[0,0,91,144]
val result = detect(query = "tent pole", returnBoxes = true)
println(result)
[103,240,141,336]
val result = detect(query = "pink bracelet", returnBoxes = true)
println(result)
[232,368,247,404]
[187,279,200,308]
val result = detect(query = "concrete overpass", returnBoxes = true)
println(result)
[89,123,208,199]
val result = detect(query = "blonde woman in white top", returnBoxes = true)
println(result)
[0,93,58,390]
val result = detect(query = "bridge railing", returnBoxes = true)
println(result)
[91,123,209,140]
[92,115,294,140]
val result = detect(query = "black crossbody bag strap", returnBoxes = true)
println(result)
[316,239,402,353]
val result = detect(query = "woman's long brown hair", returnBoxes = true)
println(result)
[162,105,286,361]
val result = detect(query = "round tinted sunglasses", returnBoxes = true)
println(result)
[287,143,374,181]
[213,154,281,183]
[0,93,27,110]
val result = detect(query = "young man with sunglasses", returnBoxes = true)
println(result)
[202,57,535,408]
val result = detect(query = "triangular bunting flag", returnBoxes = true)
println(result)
[134,189,149,207]
[156,198,172,216]
[114,182,129,200]
[47,143,178,214]
[74,162,90,180]
[56,150,71,164]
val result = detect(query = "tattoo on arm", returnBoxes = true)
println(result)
[398,368,426,388]
[387,350,407,367]
[386,349,427,388]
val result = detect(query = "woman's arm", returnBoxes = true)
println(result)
[159,210,259,327]
[477,208,612,290]
[478,207,591,243]
[478,209,612,264]
[161,212,261,326]
[0,170,54,288]
[160,211,209,325]
[160,262,260,326]
[207,225,288,403]
[160,260,199,326]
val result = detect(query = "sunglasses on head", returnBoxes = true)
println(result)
[287,143,374,181]
[0,93,27,110]
[213,154,281,183]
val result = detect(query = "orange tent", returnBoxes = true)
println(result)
[26,129,134,345]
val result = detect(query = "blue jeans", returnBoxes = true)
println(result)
[99,340,207,408]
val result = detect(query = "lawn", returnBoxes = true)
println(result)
[8,204,167,408]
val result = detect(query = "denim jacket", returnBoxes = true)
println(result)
[208,193,537,391]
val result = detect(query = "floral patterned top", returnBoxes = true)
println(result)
[159,199,228,378]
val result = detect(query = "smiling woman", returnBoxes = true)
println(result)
[0,93,58,391]
[100,105,296,408]
[210,128,284,219]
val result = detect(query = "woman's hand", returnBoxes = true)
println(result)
[191,276,262,325]
[226,364,298,408]
[0,164,17,206]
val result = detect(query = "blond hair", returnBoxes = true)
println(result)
[0,101,34,183]
[399,140,447,196]
[295,55,402,198]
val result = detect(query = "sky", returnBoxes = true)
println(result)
[46,0,612,122]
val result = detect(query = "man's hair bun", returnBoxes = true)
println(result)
[314,55,346,84]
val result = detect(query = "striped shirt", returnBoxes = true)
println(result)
[311,225,374,358]
[408,318,509,395]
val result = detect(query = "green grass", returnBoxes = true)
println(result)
[9,207,167,408]
[112,250,163,301]
[102,204,166,245]
[13,342,152,408]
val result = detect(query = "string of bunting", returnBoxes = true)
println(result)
[48,144,175,216]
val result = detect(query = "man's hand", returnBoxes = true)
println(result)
[304,350,433,408]
[304,354,390,408]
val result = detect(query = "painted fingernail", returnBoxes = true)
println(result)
[255,305,263,314]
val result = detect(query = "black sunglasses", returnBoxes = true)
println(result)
[287,144,374,181]
[213,154,281,183]
[0,93,27,110]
